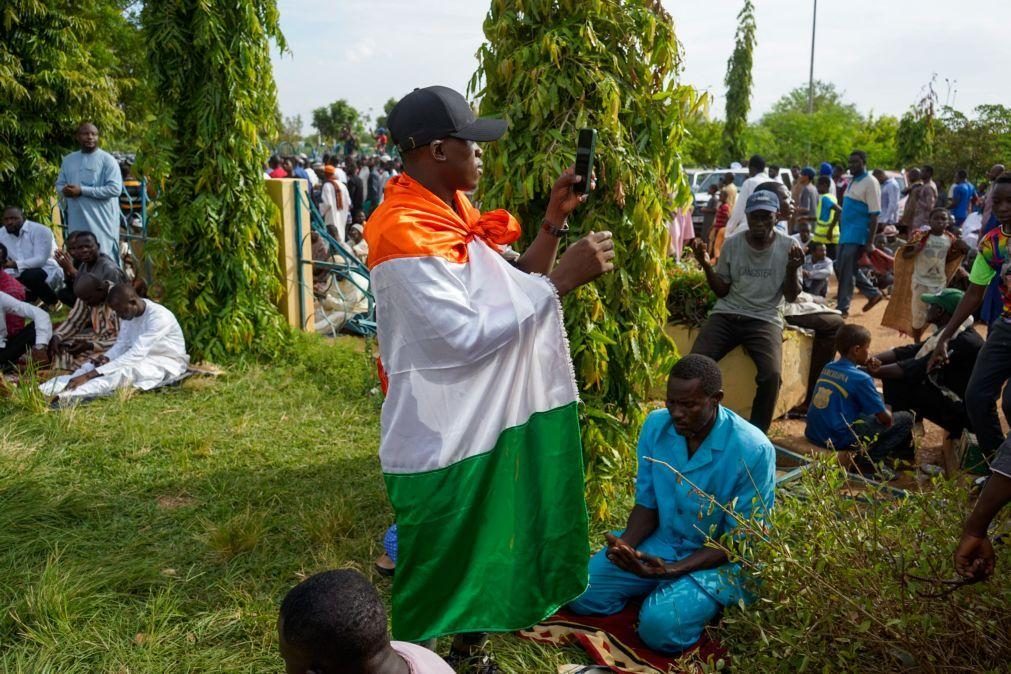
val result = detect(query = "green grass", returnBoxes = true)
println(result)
[0,335,590,672]
[3,334,1008,672]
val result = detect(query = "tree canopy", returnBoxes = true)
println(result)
[143,0,288,360]
[0,0,135,216]
[723,0,756,164]
[311,99,365,147]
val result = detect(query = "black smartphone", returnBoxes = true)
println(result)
[573,128,597,195]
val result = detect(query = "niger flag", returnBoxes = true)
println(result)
[365,174,589,642]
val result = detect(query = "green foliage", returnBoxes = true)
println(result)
[142,0,289,361]
[472,0,699,520]
[896,79,938,166]
[854,114,900,168]
[375,96,399,130]
[722,0,756,164]
[312,99,365,147]
[683,117,724,168]
[665,260,716,327]
[0,0,128,217]
[275,114,304,148]
[718,461,1011,671]
[929,104,1011,183]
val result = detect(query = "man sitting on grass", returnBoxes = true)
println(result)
[279,569,453,674]
[48,272,122,371]
[805,324,914,480]
[40,283,187,403]
[568,355,775,653]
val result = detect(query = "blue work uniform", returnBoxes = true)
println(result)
[569,407,776,652]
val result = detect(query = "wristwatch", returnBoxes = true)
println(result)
[541,218,569,237]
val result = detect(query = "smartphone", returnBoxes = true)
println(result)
[573,128,597,195]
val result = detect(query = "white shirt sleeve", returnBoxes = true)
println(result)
[14,225,56,272]
[0,291,52,347]
[96,305,177,375]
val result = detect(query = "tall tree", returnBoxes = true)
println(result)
[473,0,698,519]
[143,0,288,360]
[374,96,399,130]
[722,0,757,164]
[896,78,938,167]
[311,100,364,147]
[0,0,127,216]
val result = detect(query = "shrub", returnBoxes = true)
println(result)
[715,461,1011,672]
[666,259,716,327]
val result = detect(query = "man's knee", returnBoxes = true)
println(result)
[637,585,719,653]
[891,410,914,433]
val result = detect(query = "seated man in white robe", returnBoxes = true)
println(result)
[40,283,188,402]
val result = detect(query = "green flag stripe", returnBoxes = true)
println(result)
[384,401,589,642]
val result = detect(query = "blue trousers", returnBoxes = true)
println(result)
[833,243,880,314]
[568,548,721,653]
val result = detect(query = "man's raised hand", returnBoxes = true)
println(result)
[545,167,596,227]
[689,237,709,266]
[787,246,805,269]
[549,231,615,296]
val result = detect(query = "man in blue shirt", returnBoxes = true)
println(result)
[806,324,913,478]
[835,151,883,317]
[568,355,775,653]
[949,170,974,228]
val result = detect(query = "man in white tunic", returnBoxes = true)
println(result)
[1,207,63,305]
[41,284,188,402]
[55,123,123,265]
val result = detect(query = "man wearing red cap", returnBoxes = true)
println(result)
[365,85,614,670]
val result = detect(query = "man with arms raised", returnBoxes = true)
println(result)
[689,190,805,432]
[569,355,775,652]
[365,85,614,670]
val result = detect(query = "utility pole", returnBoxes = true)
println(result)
[808,0,817,114]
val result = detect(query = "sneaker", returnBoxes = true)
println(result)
[862,294,885,313]
[445,652,500,674]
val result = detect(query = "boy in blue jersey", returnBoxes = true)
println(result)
[805,324,914,479]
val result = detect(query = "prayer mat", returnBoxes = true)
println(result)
[518,603,727,674]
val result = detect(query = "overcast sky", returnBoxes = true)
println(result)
[272,0,1007,133]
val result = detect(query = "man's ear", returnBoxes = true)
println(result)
[713,391,724,405]
[430,140,446,162]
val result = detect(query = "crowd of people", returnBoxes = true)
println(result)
[5,101,1009,673]
[1,122,189,405]
[275,88,1009,674]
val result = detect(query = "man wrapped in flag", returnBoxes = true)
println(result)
[365,86,615,668]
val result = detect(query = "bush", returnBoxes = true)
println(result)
[666,260,716,327]
[716,461,1011,672]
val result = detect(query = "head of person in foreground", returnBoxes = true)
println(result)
[278,569,401,674]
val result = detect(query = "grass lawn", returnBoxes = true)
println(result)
[3,334,1008,672]
[0,335,590,672]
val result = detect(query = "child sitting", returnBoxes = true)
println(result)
[900,207,968,341]
[802,242,832,297]
[279,569,453,674]
[805,324,914,479]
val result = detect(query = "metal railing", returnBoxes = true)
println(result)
[292,183,376,336]
[57,180,156,286]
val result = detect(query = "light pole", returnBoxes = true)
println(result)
[808,0,817,114]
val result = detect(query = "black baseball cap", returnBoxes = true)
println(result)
[387,86,508,153]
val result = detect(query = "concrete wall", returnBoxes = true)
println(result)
[665,323,812,420]
[265,179,313,332]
